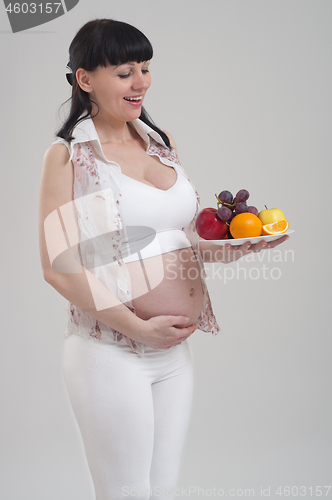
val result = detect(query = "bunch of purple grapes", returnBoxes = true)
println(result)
[215,189,259,222]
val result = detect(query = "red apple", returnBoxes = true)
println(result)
[195,208,228,240]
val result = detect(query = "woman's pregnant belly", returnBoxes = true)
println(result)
[124,247,204,327]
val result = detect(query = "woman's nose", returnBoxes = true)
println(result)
[132,72,150,90]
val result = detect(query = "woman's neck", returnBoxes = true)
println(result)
[92,113,134,145]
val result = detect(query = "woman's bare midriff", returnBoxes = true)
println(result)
[124,247,204,327]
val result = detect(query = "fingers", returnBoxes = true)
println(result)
[237,241,252,252]
[249,240,267,252]
[171,323,197,344]
[240,234,290,253]
[171,324,196,334]
[163,316,197,343]
[253,235,289,250]
[144,316,196,349]
[167,315,190,327]
[266,235,290,248]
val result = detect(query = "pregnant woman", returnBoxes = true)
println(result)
[38,19,288,499]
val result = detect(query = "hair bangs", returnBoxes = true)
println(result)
[80,20,153,71]
[102,22,153,66]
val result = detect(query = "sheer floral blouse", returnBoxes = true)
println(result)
[50,116,221,357]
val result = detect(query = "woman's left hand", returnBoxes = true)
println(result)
[222,234,290,263]
[199,234,290,264]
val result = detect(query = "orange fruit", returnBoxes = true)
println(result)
[229,213,263,239]
[262,219,289,235]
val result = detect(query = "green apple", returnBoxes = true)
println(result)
[258,206,286,225]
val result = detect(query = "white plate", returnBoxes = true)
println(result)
[202,229,294,246]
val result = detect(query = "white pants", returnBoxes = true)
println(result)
[62,334,194,500]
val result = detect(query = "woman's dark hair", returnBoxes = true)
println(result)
[56,18,171,148]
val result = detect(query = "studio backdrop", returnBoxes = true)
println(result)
[1,1,331,499]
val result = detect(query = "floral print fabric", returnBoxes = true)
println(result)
[50,117,221,356]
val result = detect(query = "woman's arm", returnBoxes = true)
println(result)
[39,144,195,348]
[199,235,290,263]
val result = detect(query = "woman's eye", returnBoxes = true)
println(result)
[118,68,149,78]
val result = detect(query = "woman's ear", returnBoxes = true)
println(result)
[76,68,94,93]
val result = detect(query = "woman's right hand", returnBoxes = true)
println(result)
[138,315,197,349]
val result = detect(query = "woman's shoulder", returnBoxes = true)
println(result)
[162,129,183,165]
[50,136,70,148]
[44,141,70,164]
[161,129,192,179]
[45,135,82,167]
[48,136,72,157]
[162,129,177,152]
[42,139,74,176]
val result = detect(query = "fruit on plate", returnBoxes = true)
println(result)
[262,219,289,235]
[229,213,263,239]
[215,189,259,222]
[258,206,286,225]
[197,189,290,240]
[195,208,228,240]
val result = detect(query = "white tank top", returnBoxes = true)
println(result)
[119,166,197,263]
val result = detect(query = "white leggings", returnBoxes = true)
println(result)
[62,334,194,500]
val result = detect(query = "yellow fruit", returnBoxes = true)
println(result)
[230,213,262,239]
[262,219,289,235]
[258,207,285,225]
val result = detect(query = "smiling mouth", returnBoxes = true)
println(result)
[124,96,143,102]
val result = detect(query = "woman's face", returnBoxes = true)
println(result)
[78,60,151,123]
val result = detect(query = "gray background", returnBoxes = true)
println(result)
[1,1,331,498]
